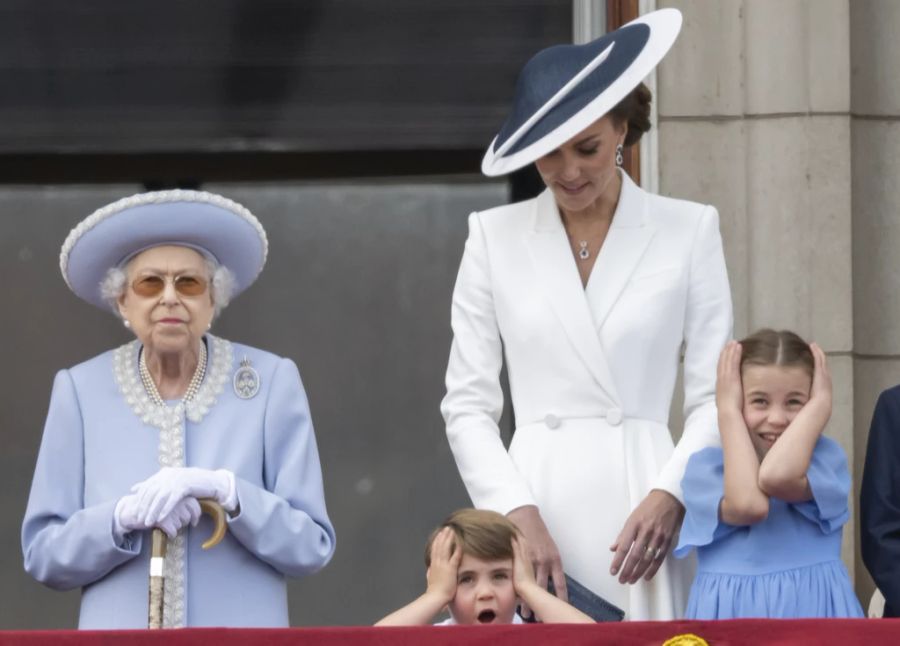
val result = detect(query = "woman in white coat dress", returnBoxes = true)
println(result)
[441,9,732,619]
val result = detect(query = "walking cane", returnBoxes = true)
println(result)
[148,498,227,629]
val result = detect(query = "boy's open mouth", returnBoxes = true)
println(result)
[477,610,496,623]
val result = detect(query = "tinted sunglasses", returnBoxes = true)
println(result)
[131,274,208,297]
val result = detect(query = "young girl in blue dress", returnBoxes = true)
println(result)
[674,329,863,618]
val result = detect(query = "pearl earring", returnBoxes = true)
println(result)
[123,319,131,329]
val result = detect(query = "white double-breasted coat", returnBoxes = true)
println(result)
[441,171,732,619]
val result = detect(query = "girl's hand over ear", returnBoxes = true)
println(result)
[807,342,833,424]
[716,341,744,421]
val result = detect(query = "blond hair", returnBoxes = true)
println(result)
[424,508,519,567]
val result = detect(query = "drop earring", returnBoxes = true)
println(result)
[615,144,624,167]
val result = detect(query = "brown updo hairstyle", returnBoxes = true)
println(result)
[739,328,814,378]
[607,82,652,147]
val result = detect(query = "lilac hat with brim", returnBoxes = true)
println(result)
[481,8,682,177]
[60,189,268,310]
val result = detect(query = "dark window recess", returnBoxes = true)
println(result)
[0,0,571,182]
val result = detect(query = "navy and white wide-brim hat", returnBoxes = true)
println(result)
[60,189,269,310]
[482,8,682,177]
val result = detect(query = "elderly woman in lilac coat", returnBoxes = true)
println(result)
[22,191,335,628]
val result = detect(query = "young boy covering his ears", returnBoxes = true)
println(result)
[375,509,594,626]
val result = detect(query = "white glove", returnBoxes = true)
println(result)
[155,497,202,538]
[114,494,203,541]
[113,493,148,543]
[131,467,237,527]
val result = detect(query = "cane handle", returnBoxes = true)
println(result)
[199,498,227,549]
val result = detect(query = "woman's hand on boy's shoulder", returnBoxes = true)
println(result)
[425,527,461,604]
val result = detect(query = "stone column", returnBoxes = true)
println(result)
[656,0,856,581]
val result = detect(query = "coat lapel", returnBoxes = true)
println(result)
[526,189,620,405]
[585,172,657,329]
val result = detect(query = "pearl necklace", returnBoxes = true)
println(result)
[139,342,208,407]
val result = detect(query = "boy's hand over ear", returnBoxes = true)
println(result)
[512,534,595,624]
[512,535,538,593]
[425,527,461,604]
[375,527,462,626]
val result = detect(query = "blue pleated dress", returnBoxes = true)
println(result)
[674,438,863,619]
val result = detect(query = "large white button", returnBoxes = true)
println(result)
[544,414,561,429]
[606,408,623,426]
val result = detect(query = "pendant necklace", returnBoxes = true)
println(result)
[578,241,590,260]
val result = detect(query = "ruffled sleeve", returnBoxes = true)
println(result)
[674,446,738,558]
[792,436,851,534]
